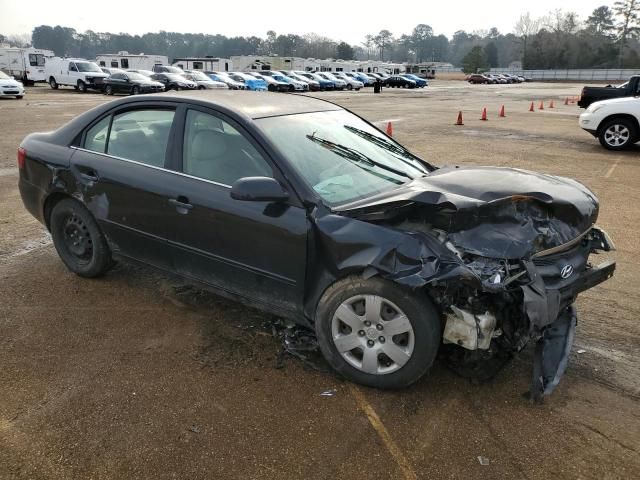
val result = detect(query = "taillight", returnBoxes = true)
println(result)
[17,147,26,169]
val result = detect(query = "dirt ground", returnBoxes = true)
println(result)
[0,82,638,480]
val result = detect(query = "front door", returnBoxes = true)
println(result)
[166,107,309,316]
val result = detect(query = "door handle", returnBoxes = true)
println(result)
[169,197,193,213]
[79,168,99,181]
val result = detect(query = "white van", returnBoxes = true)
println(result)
[0,47,54,84]
[44,57,109,92]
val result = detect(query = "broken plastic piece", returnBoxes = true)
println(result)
[320,389,337,396]
[477,456,490,466]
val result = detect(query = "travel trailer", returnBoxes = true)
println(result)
[171,57,233,72]
[0,47,55,84]
[96,52,168,71]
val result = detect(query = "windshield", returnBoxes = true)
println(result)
[0,71,10,80]
[127,72,147,81]
[76,62,102,73]
[165,74,186,81]
[257,110,431,206]
[189,71,210,81]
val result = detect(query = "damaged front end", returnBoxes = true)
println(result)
[317,166,616,401]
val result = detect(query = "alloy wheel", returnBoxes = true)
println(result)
[604,124,630,147]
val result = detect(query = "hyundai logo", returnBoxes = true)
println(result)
[560,265,574,279]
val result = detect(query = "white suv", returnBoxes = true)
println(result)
[579,97,640,150]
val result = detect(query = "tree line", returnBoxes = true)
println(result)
[1,1,638,70]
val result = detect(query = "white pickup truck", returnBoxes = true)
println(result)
[44,57,108,92]
[579,96,640,150]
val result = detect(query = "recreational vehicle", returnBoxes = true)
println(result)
[96,52,168,72]
[0,47,54,84]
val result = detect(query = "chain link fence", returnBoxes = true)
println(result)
[489,68,640,81]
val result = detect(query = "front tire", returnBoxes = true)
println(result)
[77,80,87,93]
[50,199,114,278]
[315,276,441,389]
[599,118,637,151]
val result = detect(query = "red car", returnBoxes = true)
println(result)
[467,74,491,84]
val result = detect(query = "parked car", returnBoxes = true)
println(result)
[578,76,640,108]
[467,74,491,84]
[103,71,164,96]
[384,75,416,88]
[126,69,154,77]
[17,91,616,400]
[248,72,290,92]
[258,71,307,91]
[152,65,185,75]
[579,97,640,150]
[333,72,364,90]
[206,72,245,90]
[0,70,25,99]
[316,72,347,90]
[347,72,374,86]
[401,74,428,88]
[279,71,321,91]
[295,71,334,91]
[45,57,109,92]
[183,70,228,90]
[150,73,197,91]
[228,72,267,91]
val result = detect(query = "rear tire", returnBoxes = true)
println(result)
[105,85,113,96]
[315,276,441,389]
[50,199,114,278]
[49,77,58,89]
[598,118,637,151]
[132,85,140,95]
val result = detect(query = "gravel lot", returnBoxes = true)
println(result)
[0,82,638,479]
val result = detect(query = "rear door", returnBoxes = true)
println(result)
[71,103,185,271]
[165,106,309,316]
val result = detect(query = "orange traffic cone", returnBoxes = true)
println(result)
[564,97,569,105]
[499,105,506,117]
[539,100,544,110]
[549,100,555,109]
[481,107,488,121]
[455,111,464,126]
[529,102,535,112]
[386,121,393,136]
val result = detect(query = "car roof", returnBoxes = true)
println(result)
[151,90,343,119]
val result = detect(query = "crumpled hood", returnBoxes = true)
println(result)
[341,166,599,259]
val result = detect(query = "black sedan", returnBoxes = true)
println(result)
[384,75,416,88]
[17,92,615,400]
[150,73,197,91]
[103,72,165,95]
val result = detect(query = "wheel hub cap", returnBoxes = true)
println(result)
[331,294,415,375]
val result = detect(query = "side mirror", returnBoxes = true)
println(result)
[230,177,289,202]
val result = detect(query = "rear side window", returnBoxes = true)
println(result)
[108,110,175,167]
[84,116,111,153]
[83,109,175,168]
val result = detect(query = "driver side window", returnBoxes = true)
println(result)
[182,110,272,186]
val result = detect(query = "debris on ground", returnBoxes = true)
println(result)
[268,319,330,373]
[188,425,201,433]
[477,456,490,466]
[320,389,337,397]
[577,349,587,354]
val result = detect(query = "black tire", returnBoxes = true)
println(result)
[77,80,87,93]
[132,85,140,95]
[598,118,637,151]
[315,276,441,389]
[347,84,353,90]
[268,84,276,92]
[16,95,23,99]
[49,77,58,89]
[198,85,205,90]
[50,198,113,278]
[105,85,113,96]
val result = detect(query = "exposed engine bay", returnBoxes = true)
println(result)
[311,166,616,401]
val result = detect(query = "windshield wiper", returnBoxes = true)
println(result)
[306,134,414,180]
[343,125,433,172]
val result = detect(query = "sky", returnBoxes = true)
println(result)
[0,0,611,44]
